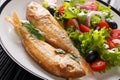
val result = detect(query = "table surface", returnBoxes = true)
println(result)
[0,0,120,80]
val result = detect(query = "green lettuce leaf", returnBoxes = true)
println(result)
[90,14,102,28]
[100,48,120,72]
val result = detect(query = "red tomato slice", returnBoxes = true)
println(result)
[79,24,90,32]
[106,37,117,49]
[107,40,116,49]
[90,60,106,72]
[110,29,120,39]
[85,2,98,11]
[66,19,74,27]
[58,5,65,15]
[97,22,110,29]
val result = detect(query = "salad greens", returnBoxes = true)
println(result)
[90,15,102,27]
[54,2,80,26]
[60,0,85,18]
[67,27,109,56]
[54,0,112,28]
[100,47,120,71]
[67,27,120,72]
[22,22,45,41]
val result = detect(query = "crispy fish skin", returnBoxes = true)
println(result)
[26,2,93,75]
[5,12,86,78]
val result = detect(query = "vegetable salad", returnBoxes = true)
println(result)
[43,0,120,72]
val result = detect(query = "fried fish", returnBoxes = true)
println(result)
[5,12,87,78]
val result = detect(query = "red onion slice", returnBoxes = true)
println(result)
[72,19,79,30]
[86,11,105,27]
[72,19,82,33]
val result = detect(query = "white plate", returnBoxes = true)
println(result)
[0,0,120,80]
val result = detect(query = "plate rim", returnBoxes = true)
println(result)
[0,0,120,80]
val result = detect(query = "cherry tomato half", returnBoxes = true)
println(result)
[110,29,120,39]
[97,21,110,29]
[90,60,106,72]
[79,24,90,32]
[58,5,65,15]
[85,2,98,11]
